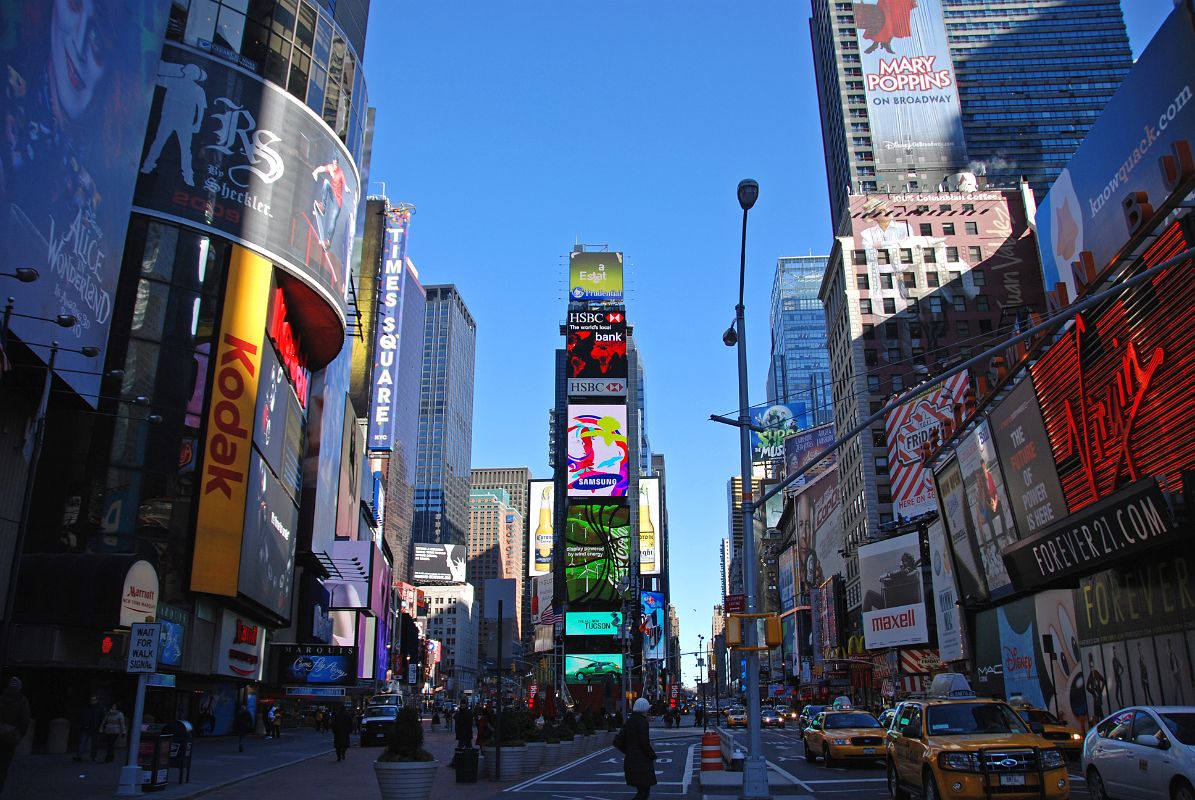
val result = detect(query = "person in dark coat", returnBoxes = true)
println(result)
[619,698,657,799]
[0,678,31,795]
[75,695,104,761]
[331,707,353,761]
[235,704,254,753]
[454,703,473,749]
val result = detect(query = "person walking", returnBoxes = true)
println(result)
[0,678,31,796]
[615,698,657,800]
[315,707,325,733]
[271,707,283,739]
[331,706,352,762]
[74,695,104,762]
[235,704,254,753]
[475,707,492,750]
[101,702,127,764]
[431,709,441,732]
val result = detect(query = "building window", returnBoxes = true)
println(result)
[975,295,989,311]
[965,222,978,235]
[909,322,921,339]
[867,375,881,393]
[946,246,960,262]
[877,250,891,265]
[859,299,872,315]
[862,323,875,340]
[962,203,975,212]
[884,321,899,338]
[979,319,993,333]
[870,400,883,414]
[902,272,917,288]
[928,297,943,313]
[939,205,951,213]
[865,349,878,366]
[923,247,936,263]
[880,273,893,289]
[952,296,967,312]
[919,223,933,236]
[972,269,986,286]
[892,375,904,392]
[968,245,983,262]
[956,320,971,336]
[927,272,940,287]
[856,273,870,290]
[942,222,955,235]
[853,249,867,265]
[899,248,913,265]
[874,455,889,471]
[882,298,896,314]
[887,347,901,362]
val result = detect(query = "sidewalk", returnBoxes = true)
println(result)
[7,727,334,800]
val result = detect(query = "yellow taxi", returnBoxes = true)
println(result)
[1009,703,1082,759]
[726,707,748,728]
[803,708,887,767]
[886,674,1071,800]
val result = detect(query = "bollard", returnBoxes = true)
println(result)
[700,732,723,771]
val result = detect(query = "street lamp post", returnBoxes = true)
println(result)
[724,178,769,799]
[698,634,707,732]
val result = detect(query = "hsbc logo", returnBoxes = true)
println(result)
[606,312,624,323]
[568,310,626,325]
[568,378,627,397]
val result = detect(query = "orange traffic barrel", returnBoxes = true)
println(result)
[701,731,723,771]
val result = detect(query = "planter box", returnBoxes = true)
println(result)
[374,759,437,800]
[542,742,562,766]
[560,738,577,761]
[482,745,525,780]
[524,741,545,773]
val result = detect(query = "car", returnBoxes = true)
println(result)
[760,708,786,728]
[886,673,1071,800]
[727,707,748,728]
[782,707,802,724]
[360,703,399,746]
[573,662,620,680]
[1010,703,1083,759]
[1082,706,1195,800]
[803,710,886,766]
[799,704,827,730]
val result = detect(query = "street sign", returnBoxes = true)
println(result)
[126,623,161,674]
[724,594,746,613]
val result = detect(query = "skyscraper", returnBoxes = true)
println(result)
[471,467,534,649]
[766,256,833,427]
[811,0,1132,232]
[467,488,523,664]
[413,285,477,549]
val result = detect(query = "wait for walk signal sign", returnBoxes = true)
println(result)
[126,623,161,674]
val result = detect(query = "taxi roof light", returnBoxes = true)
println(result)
[927,672,977,699]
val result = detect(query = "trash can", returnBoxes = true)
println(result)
[138,725,173,791]
[454,746,479,783]
[162,720,193,783]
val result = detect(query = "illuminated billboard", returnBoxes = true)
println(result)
[927,520,965,663]
[564,653,622,683]
[749,403,808,462]
[274,644,356,686]
[568,251,623,302]
[566,404,629,497]
[885,372,969,519]
[239,450,300,619]
[638,477,661,576]
[853,0,966,174]
[564,503,629,604]
[367,208,412,452]
[567,307,628,381]
[565,611,623,636]
[640,591,666,661]
[783,424,836,486]
[412,544,467,584]
[528,480,555,577]
[794,467,844,596]
[778,548,796,613]
[955,419,1019,597]
[1036,7,1195,308]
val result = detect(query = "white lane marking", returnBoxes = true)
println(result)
[801,778,889,783]
[681,743,696,795]
[504,748,610,792]
[765,759,814,791]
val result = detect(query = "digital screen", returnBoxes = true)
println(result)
[275,645,357,686]
[567,405,629,497]
[564,653,622,683]
[565,611,623,636]
[564,503,629,604]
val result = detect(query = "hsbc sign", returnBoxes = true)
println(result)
[567,378,627,397]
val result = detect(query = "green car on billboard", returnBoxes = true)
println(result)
[564,653,622,683]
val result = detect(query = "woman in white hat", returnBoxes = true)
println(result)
[615,698,657,799]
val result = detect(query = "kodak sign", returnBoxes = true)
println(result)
[191,247,272,597]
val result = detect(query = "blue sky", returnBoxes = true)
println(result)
[362,2,1174,684]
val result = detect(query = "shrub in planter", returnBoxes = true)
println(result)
[378,706,435,763]
[374,706,436,800]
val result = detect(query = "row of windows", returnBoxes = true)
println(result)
[857,264,987,290]
[851,243,979,267]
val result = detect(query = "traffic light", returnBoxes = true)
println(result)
[98,631,127,666]
[764,615,782,648]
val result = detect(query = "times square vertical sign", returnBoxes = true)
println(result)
[367,208,412,452]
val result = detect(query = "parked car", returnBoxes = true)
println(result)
[760,708,785,728]
[1082,706,1195,800]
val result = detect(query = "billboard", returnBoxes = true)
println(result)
[367,208,412,452]
[568,251,623,302]
[567,307,628,381]
[564,653,622,683]
[1036,7,1195,308]
[191,248,271,599]
[783,424,836,484]
[640,591,666,661]
[986,377,1068,540]
[134,42,360,326]
[238,449,300,619]
[859,532,929,649]
[934,456,988,602]
[1030,222,1195,512]
[778,547,796,612]
[274,644,356,686]
[530,574,554,625]
[324,540,374,609]
[566,404,629,497]
[750,403,809,462]
[956,419,1019,597]
[411,543,467,585]
[885,372,969,519]
[564,503,630,604]
[853,0,966,174]
[795,466,844,596]
[927,520,966,663]
[0,0,170,403]
[528,480,555,576]
[565,611,623,636]
[638,477,661,576]
[253,339,304,502]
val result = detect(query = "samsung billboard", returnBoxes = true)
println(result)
[566,404,629,497]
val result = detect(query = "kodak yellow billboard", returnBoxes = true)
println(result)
[191,247,272,597]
